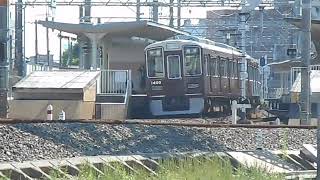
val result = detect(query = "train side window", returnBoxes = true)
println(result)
[208,58,214,76]
[214,58,218,76]
[237,62,241,77]
[209,57,218,76]
[205,55,209,76]
[224,60,227,77]
[146,48,164,78]
[219,59,225,77]
[253,67,255,81]
[248,65,251,80]
[227,59,230,77]
[233,61,237,78]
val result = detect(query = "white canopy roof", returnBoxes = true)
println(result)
[38,20,190,41]
[291,70,320,93]
[13,71,100,90]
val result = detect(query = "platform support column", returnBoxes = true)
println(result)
[85,33,106,70]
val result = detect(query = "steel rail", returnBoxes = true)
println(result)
[10,1,274,7]
[0,119,317,129]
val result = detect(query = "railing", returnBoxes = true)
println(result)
[96,69,132,119]
[268,88,289,99]
[98,70,130,94]
[25,63,49,75]
[290,65,320,88]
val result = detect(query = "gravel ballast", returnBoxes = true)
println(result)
[0,123,316,163]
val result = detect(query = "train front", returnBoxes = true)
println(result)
[144,40,204,116]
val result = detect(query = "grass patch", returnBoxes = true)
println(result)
[50,157,284,180]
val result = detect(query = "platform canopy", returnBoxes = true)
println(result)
[291,70,320,93]
[285,18,320,41]
[13,71,100,90]
[38,20,190,41]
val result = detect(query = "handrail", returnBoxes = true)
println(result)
[124,70,132,118]
[99,69,129,94]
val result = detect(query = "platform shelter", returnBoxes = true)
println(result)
[38,20,189,94]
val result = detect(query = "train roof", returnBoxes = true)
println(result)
[145,39,257,62]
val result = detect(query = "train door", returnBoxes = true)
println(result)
[164,52,184,96]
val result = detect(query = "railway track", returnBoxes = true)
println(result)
[0,118,317,129]
[0,119,316,171]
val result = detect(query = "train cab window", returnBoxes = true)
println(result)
[146,48,164,78]
[167,55,181,79]
[184,47,201,76]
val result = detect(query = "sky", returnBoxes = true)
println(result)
[20,3,216,60]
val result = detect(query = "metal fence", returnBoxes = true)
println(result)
[291,65,320,88]
[268,88,289,99]
[97,69,131,95]
[25,63,49,76]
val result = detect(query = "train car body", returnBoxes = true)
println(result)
[144,39,261,116]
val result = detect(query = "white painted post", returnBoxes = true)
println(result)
[256,129,263,150]
[59,110,65,120]
[232,100,238,124]
[47,104,53,120]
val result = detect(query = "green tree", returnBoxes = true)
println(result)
[62,42,80,67]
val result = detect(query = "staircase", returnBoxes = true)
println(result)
[95,70,131,120]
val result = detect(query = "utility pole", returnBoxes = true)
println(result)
[152,0,158,22]
[177,0,181,29]
[59,31,62,67]
[35,20,38,64]
[136,0,140,21]
[84,0,91,23]
[238,1,249,123]
[300,0,311,125]
[46,16,52,70]
[15,0,23,76]
[169,0,174,27]
[0,0,9,118]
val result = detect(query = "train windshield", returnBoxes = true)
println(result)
[184,47,201,76]
[146,48,164,77]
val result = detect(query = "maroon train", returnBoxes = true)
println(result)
[144,39,261,116]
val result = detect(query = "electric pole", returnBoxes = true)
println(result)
[238,6,249,123]
[0,0,9,118]
[15,0,23,76]
[177,0,181,29]
[152,0,158,22]
[169,0,174,27]
[136,0,140,21]
[300,0,311,125]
